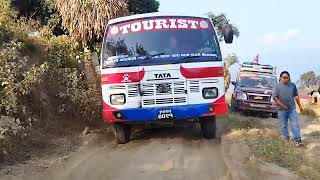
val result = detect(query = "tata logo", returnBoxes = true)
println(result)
[254,96,264,100]
[154,73,171,79]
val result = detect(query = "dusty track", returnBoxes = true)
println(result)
[1,121,232,180]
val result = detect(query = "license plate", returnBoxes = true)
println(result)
[157,109,174,120]
[249,103,266,108]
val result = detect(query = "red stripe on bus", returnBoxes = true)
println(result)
[101,69,145,84]
[180,66,224,79]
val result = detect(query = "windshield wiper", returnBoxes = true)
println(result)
[142,52,166,61]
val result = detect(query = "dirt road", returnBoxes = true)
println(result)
[1,122,232,180]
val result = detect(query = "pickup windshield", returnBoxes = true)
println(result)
[102,17,221,68]
[238,74,277,89]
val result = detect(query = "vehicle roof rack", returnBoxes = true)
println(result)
[240,62,276,75]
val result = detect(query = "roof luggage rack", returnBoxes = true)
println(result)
[240,62,276,75]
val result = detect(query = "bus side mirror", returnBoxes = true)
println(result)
[223,24,234,44]
[92,52,100,66]
[231,81,236,86]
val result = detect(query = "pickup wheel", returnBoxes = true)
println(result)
[272,113,278,118]
[230,100,238,112]
[200,116,216,139]
[231,104,238,112]
[113,123,131,144]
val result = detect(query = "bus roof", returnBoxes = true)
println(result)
[107,12,210,25]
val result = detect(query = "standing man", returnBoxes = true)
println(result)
[273,71,303,146]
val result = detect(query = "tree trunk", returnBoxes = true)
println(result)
[83,47,98,90]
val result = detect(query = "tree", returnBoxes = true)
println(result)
[207,13,240,91]
[55,0,129,93]
[127,0,160,14]
[10,0,65,35]
[224,54,239,92]
[55,0,128,46]
[300,71,317,88]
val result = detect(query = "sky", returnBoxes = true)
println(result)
[158,0,320,82]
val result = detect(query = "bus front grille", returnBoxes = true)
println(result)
[143,97,187,106]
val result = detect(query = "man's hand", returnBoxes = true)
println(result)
[274,97,288,110]
[280,104,288,110]
[298,104,303,112]
[295,96,303,112]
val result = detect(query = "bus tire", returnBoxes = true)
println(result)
[113,123,131,144]
[200,116,216,139]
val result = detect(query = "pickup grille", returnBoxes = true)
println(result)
[247,93,270,101]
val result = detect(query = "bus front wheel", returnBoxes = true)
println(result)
[113,123,131,144]
[200,116,216,139]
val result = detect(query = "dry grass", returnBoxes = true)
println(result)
[233,129,320,180]
[301,105,319,119]
[224,112,320,180]
[220,112,254,130]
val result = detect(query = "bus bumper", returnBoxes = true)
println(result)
[103,102,228,123]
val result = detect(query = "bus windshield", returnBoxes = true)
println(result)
[102,17,221,68]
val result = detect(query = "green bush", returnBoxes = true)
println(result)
[0,1,102,157]
[43,35,102,124]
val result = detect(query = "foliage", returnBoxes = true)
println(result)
[41,35,102,124]
[127,0,160,14]
[300,71,319,88]
[224,54,239,91]
[224,53,239,67]
[10,0,65,35]
[55,0,128,46]
[0,116,26,141]
[0,0,18,42]
[1,2,102,157]
[207,13,240,42]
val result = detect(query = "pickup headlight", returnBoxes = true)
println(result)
[110,94,126,105]
[236,92,247,100]
[202,88,218,99]
[270,97,275,103]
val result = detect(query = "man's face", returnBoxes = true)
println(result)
[280,74,290,84]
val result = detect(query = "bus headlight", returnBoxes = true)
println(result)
[110,94,126,105]
[236,92,247,100]
[202,88,218,99]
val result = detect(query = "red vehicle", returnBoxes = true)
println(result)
[100,13,234,143]
[231,62,278,117]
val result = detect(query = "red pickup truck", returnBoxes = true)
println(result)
[230,62,278,118]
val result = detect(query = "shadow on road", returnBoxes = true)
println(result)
[130,124,222,144]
